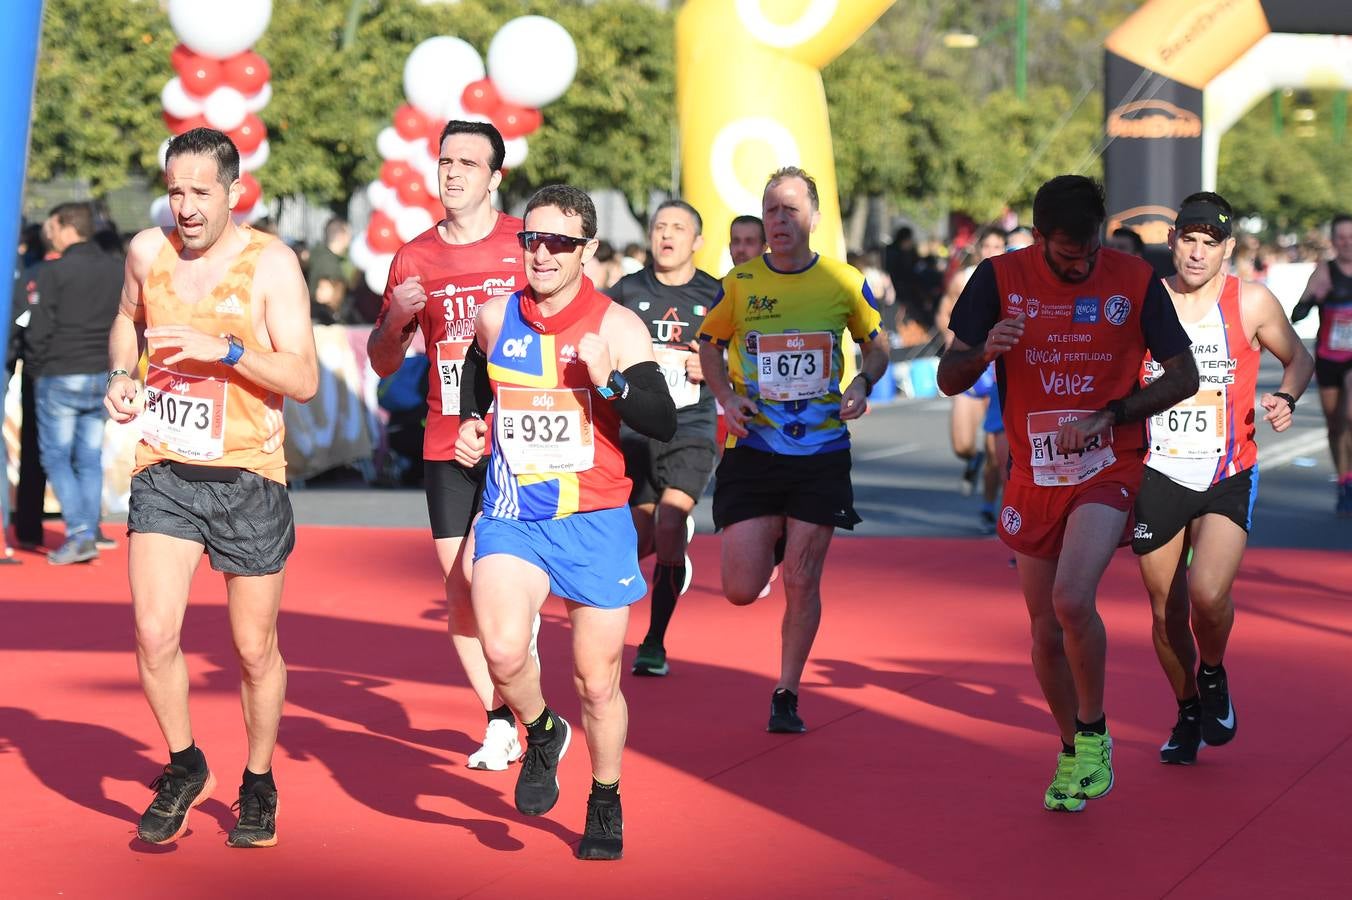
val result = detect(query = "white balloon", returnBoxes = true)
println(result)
[395,206,435,243]
[487,16,577,108]
[161,77,203,119]
[243,81,272,113]
[149,195,175,228]
[168,0,272,60]
[157,138,172,171]
[376,126,413,162]
[402,36,485,120]
[503,136,528,169]
[348,230,373,272]
[240,139,270,172]
[203,87,248,132]
[365,253,395,295]
[367,181,399,218]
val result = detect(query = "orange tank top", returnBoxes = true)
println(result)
[135,227,287,483]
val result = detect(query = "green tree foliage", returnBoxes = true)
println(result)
[1218,93,1352,234]
[29,0,172,190]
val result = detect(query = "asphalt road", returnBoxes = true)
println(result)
[290,349,1350,552]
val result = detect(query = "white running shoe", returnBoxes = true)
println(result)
[757,565,780,599]
[468,718,522,770]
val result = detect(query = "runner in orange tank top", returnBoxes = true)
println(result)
[1132,193,1312,765]
[103,128,317,849]
[938,176,1199,814]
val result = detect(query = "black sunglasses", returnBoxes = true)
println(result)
[517,230,591,254]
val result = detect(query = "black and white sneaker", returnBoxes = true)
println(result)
[576,792,623,860]
[227,782,279,848]
[137,762,216,844]
[1159,709,1202,765]
[515,715,571,815]
[1198,666,1236,746]
[767,689,806,733]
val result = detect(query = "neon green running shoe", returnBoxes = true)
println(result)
[1043,752,1085,812]
[1070,730,1114,800]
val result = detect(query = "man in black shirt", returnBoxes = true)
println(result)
[606,200,721,676]
[25,203,124,564]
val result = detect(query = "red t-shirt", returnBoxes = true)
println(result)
[950,246,1190,489]
[375,214,524,459]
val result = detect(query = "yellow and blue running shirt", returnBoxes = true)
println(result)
[697,253,881,455]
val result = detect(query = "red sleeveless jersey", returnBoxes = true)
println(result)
[375,214,524,460]
[1143,275,1259,490]
[482,279,630,520]
[989,247,1157,489]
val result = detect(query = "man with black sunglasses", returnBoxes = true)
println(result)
[605,199,721,678]
[455,185,677,860]
[367,120,530,774]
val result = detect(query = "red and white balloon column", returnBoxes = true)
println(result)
[350,16,578,295]
[151,0,274,227]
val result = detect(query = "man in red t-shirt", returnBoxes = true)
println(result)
[938,175,1199,813]
[368,121,527,772]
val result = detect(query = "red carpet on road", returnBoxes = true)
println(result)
[2,528,1349,899]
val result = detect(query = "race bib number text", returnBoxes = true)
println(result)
[756,331,832,401]
[1151,389,1226,459]
[1026,409,1116,486]
[142,365,227,461]
[653,344,700,409]
[495,387,594,474]
[436,339,471,416]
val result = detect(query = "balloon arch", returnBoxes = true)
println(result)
[1103,0,1352,245]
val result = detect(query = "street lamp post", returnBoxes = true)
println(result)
[942,0,1029,101]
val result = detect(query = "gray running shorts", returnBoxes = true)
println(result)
[127,461,296,576]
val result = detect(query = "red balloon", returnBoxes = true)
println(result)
[491,103,542,140]
[178,55,224,98]
[393,104,431,142]
[426,133,444,158]
[395,173,428,208]
[170,44,196,76]
[235,173,262,213]
[164,112,208,136]
[424,196,445,220]
[221,51,270,95]
[461,79,499,116]
[228,114,266,154]
[379,160,410,188]
[367,211,400,253]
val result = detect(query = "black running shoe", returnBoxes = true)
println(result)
[137,762,215,844]
[1198,667,1236,746]
[767,689,806,733]
[1159,710,1202,765]
[576,793,624,860]
[227,782,279,848]
[515,715,571,816]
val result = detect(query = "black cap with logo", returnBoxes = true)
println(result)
[1174,198,1232,238]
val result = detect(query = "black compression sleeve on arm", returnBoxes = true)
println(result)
[459,341,493,419]
[612,361,677,441]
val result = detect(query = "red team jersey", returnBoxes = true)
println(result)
[482,281,632,520]
[949,246,1190,556]
[375,214,524,459]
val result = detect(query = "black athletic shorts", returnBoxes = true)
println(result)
[712,446,861,531]
[1314,355,1352,389]
[621,431,717,506]
[425,459,486,540]
[127,461,295,576]
[1131,465,1258,555]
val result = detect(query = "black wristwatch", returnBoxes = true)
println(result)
[1272,391,1296,412]
[1104,399,1128,426]
[854,371,875,397]
[596,369,628,401]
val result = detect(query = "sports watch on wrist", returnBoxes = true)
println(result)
[1272,391,1296,412]
[220,334,245,366]
[596,369,627,401]
[1104,398,1127,426]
